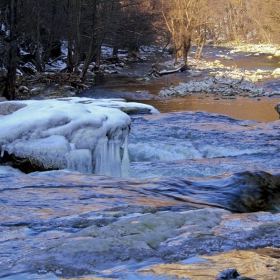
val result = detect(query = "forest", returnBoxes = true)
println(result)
[1,0,280,100]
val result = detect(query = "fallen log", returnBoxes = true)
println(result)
[149,63,186,76]
[158,64,186,75]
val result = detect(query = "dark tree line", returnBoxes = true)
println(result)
[0,0,159,100]
[1,0,280,100]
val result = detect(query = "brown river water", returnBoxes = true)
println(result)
[82,45,280,122]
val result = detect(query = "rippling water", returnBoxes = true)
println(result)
[129,111,280,178]
[1,46,280,279]
[1,110,280,278]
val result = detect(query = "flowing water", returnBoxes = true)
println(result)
[1,46,280,279]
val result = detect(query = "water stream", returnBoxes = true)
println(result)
[1,46,280,279]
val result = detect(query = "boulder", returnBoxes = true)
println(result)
[275,102,280,117]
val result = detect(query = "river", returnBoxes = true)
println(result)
[1,46,280,279]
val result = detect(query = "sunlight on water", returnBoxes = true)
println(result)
[140,95,280,122]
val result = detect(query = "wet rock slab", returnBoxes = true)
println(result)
[11,208,280,277]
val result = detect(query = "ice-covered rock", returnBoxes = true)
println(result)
[0,98,157,177]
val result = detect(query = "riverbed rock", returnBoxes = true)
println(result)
[18,85,29,93]
[216,268,240,279]
[275,102,280,116]
[21,208,280,277]
[0,101,27,115]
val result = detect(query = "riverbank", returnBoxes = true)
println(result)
[1,43,280,102]
[78,44,280,122]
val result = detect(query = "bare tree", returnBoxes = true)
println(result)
[73,0,83,73]
[161,0,202,67]
[3,0,19,100]
[79,0,116,81]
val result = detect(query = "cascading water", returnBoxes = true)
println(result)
[128,111,280,179]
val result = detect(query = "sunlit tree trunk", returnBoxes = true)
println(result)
[182,35,191,68]
[161,0,201,67]
[195,22,207,59]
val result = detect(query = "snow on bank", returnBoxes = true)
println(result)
[229,44,280,55]
[158,57,277,97]
[159,74,269,98]
[0,98,158,177]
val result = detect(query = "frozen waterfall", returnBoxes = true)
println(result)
[0,98,147,177]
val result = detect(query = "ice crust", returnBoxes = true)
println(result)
[0,97,139,177]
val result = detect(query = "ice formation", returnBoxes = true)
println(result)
[0,97,157,177]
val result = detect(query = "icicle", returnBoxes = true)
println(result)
[94,137,110,176]
[121,134,130,178]
[109,139,122,177]
[93,128,130,177]
[66,149,93,174]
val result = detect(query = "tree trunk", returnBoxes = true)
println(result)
[67,0,74,73]
[73,0,83,73]
[80,1,114,81]
[195,24,207,59]
[3,0,18,100]
[36,0,41,71]
[174,51,178,65]
[80,1,97,81]
[182,36,191,70]
[112,46,118,56]
[173,43,182,65]
[94,47,101,67]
